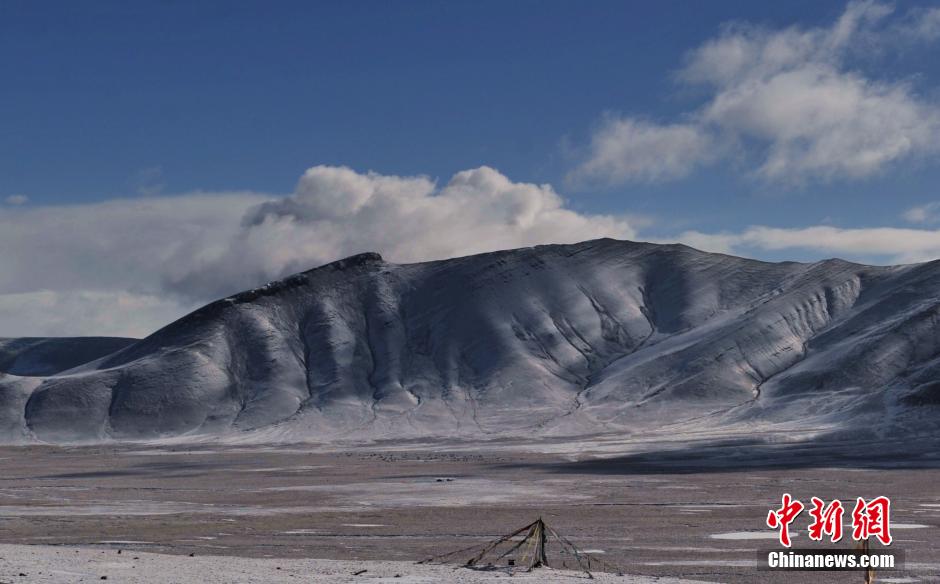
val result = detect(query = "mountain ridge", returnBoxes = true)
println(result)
[2,238,938,445]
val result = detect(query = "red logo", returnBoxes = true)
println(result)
[807,497,845,543]
[852,496,892,546]
[767,495,892,547]
[766,493,804,547]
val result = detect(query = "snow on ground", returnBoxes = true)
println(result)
[0,544,717,583]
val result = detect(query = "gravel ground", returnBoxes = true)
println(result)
[0,544,714,583]
[0,444,937,583]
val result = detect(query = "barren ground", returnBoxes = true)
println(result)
[0,443,937,583]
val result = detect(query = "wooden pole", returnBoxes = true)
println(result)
[863,538,874,584]
[537,518,547,567]
[528,518,547,568]
[465,521,537,567]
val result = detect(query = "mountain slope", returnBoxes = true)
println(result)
[2,239,939,444]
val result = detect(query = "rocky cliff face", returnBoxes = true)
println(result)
[2,239,938,444]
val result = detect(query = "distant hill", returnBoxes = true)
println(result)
[0,337,137,376]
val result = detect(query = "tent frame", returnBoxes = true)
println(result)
[418,517,624,578]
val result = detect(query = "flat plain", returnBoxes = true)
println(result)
[0,442,937,583]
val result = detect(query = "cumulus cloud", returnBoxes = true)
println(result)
[168,165,637,298]
[3,195,28,205]
[568,0,940,185]
[0,166,636,337]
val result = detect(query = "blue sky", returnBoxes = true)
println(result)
[3,0,824,200]
[3,0,940,336]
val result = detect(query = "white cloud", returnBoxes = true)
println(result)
[672,224,940,264]
[0,166,636,337]
[702,66,937,180]
[903,202,940,224]
[169,165,637,298]
[0,191,268,337]
[566,117,716,185]
[0,191,267,298]
[569,0,940,186]
[0,290,195,338]
[6,163,940,339]
[894,6,940,43]
[3,195,28,205]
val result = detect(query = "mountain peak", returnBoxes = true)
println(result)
[318,251,384,271]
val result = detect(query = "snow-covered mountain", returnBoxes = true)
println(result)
[2,238,939,444]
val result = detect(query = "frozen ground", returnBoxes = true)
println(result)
[0,543,716,583]
[0,444,938,583]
